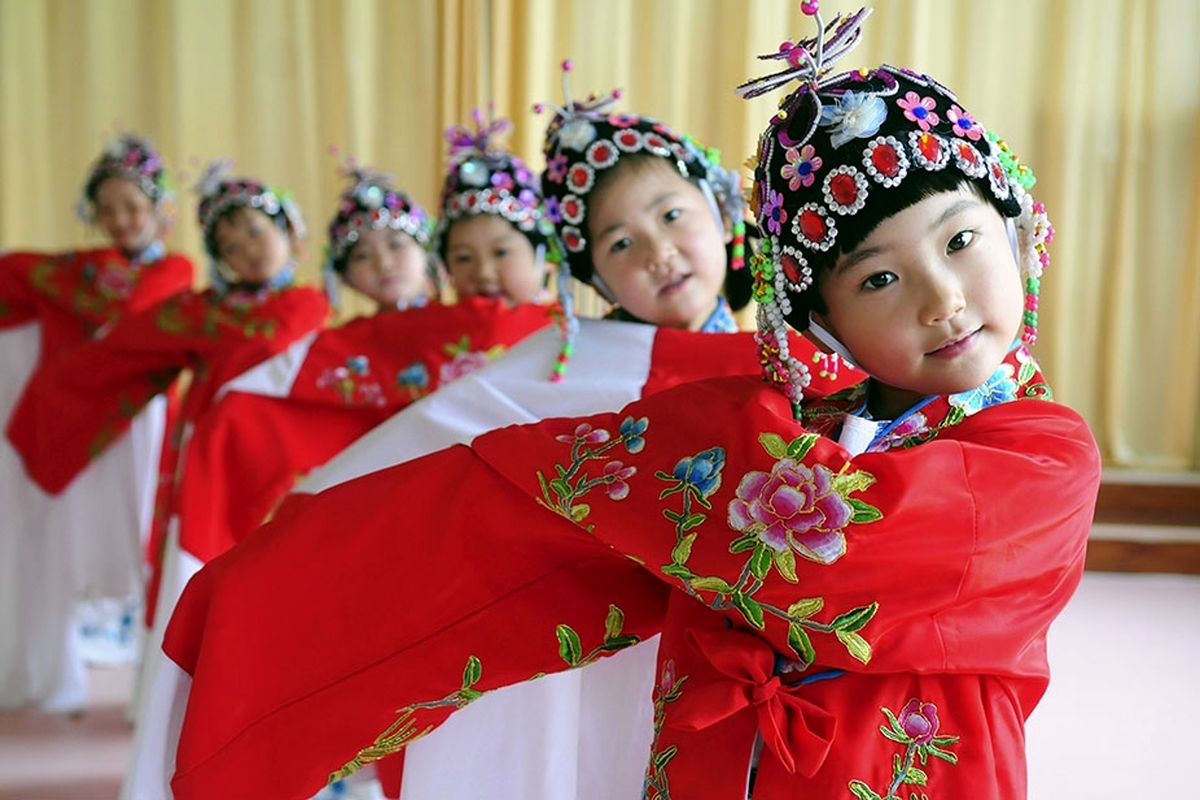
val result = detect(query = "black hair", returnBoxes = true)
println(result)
[785,170,1014,330]
[583,153,753,313]
[85,169,152,206]
[203,204,292,261]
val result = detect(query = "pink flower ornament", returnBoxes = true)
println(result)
[727,459,851,565]
[896,91,940,132]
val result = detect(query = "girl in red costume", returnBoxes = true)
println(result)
[0,134,193,712]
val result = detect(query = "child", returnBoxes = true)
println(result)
[326,163,442,313]
[161,84,857,800]
[437,108,555,306]
[0,134,193,711]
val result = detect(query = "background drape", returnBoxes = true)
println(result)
[2,0,1197,470]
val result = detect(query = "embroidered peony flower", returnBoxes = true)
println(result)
[948,363,1017,416]
[868,412,930,452]
[602,460,637,500]
[781,144,822,190]
[94,266,134,300]
[947,104,983,141]
[817,91,888,149]
[619,416,649,453]
[762,189,787,236]
[545,154,569,184]
[438,350,492,384]
[727,460,850,565]
[896,91,940,132]
[556,422,611,445]
[671,447,725,498]
[898,698,940,745]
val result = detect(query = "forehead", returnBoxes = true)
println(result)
[214,207,271,239]
[840,187,993,258]
[589,158,699,222]
[94,175,150,205]
[446,213,520,248]
[351,227,415,249]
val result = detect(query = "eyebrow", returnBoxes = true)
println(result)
[838,197,981,272]
[594,191,678,242]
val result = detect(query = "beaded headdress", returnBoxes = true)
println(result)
[436,108,552,256]
[740,3,1052,409]
[78,134,172,223]
[194,161,306,292]
[534,60,749,379]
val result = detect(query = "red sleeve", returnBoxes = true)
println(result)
[0,251,44,328]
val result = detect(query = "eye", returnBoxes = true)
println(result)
[663,208,682,223]
[494,247,510,259]
[861,272,897,291]
[947,229,976,253]
[608,236,632,255]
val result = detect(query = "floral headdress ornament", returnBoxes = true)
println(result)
[437,107,550,245]
[194,159,306,293]
[534,60,749,381]
[78,133,173,224]
[738,2,1052,413]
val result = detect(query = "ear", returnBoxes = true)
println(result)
[289,234,307,264]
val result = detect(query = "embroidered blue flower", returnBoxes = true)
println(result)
[347,355,369,375]
[948,364,1017,416]
[619,416,649,454]
[396,361,430,390]
[671,447,725,498]
[817,91,888,149]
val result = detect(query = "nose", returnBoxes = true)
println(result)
[918,266,966,325]
[645,237,677,276]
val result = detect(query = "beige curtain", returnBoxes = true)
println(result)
[2,0,1197,470]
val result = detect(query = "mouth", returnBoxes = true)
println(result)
[658,273,691,297]
[927,327,982,358]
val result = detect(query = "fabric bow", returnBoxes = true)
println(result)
[668,626,836,778]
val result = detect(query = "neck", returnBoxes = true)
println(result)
[122,240,165,265]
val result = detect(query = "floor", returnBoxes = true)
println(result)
[0,571,1195,799]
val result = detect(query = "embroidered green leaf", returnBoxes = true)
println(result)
[879,724,908,743]
[848,498,883,524]
[653,744,678,769]
[774,548,798,583]
[599,635,641,652]
[603,605,624,640]
[555,464,568,478]
[681,513,707,531]
[787,623,815,666]
[690,576,735,594]
[1024,382,1052,399]
[536,470,550,500]
[461,655,482,689]
[729,533,759,554]
[672,533,697,564]
[945,406,966,426]
[570,503,591,523]
[556,624,582,666]
[836,629,872,663]
[831,469,875,496]
[930,734,960,746]
[902,766,928,785]
[1018,361,1036,385]
[881,706,906,737]
[457,688,483,703]
[786,433,819,459]
[732,592,766,630]
[830,602,878,633]
[658,484,685,501]
[927,745,959,764]
[660,563,696,580]
[786,597,824,619]
[549,478,570,498]
[690,489,714,510]
[916,745,929,766]
[848,780,883,800]
[749,544,773,580]
[662,509,682,523]
[758,432,787,459]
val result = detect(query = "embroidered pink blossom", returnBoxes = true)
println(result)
[659,659,677,694]
[602,460,636,500]
[94,266,134,300]
[781,144,822,190]
[898,698,940,745]
[555,423,611,445]
[868,412,930,452]
[896,91,940,132]
[727,459,850,564]
[546,154,569,183]
[438,350,491,384]
[762,189,787,236]
[608,113,640,128]
[946,104,982,140]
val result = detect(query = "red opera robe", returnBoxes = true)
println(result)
[155,319,854,800]
[164,345,1098,800]
[0,246,192,709]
